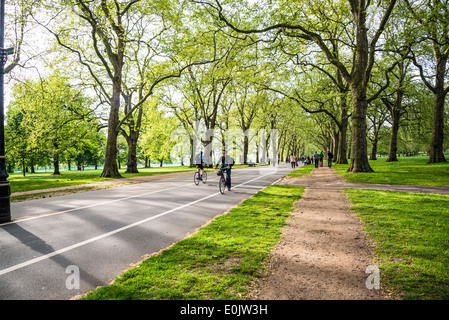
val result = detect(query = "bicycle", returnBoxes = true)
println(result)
[217,168,228,194]
[194,167,207,185]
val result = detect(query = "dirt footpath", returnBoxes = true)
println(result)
[249,167,387,300]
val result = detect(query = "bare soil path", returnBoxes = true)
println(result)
[249,167,387,300]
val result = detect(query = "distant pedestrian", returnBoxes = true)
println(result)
[319,151,324,167]
[327,150,334,168]
[290,154,296,168]
[313,151,320,168]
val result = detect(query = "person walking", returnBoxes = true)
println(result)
[290,154,296,168]
[313,151,320,168]
[327,149,334,168]
[319,151,324,167]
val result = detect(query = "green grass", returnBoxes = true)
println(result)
[9,169,113,193]
[81,185,305,300]
[286,164,315,178]
[345,189,449,300]
[333,156,449,186]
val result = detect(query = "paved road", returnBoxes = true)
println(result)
[0,164,293,300]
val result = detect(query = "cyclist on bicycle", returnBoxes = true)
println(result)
[194,151,206,180]
[215,149,234,190]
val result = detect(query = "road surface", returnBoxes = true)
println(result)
[0,164,294,300]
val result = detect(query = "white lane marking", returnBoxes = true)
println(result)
[0,183,192,227]
[0,170,277,276]
[2,166,283,226]
[236,184,265,189]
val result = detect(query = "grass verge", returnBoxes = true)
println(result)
[286,164,315,178]
[345,188,449,300]
[10,184,122,203]
[333,156,449,186]
[81,185,305,300]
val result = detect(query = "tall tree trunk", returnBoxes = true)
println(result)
[243,134,249,164]
[332,129,338,155]
[336,100,349,164]
[125,131,139,174]
[22,157,26,177]
[53,153,60,175]
[370,136,378,160]
[97,2,126,178]
[348,82,373,172]
[428,56,447,163]
[53,142,61,175]
[256,140,260,163]
[335,64,349,164]
[124,95,143,173]
[203,128,214,168]
[405,0,448,164]
[386,62,405,162]
[189,136,195,167]
[124,109,141,174]
[386,102,401,162]
[101,79,122,178]
[347,2,373,173]
[387,110,400,162]
[347,139,351,160]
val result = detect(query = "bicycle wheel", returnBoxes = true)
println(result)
[219,176,226,194]
[194,171,200,185]
[202,171,207,184]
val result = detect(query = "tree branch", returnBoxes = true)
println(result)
[117,58,219,130]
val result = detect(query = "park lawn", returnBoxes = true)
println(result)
[286,164,315,178]
[333,156,449,186]
[81,185,305,300]
[345,189,449,300]
[8,169,114,193]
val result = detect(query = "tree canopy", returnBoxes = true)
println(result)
[3,0,448,175]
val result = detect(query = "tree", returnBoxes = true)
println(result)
[40,0,220,177]
[367,99,389,160]
[5,101,37,176]
[160,80,201,167]
[4,0,43,73]
[195,0,400,172]
[383,59,409,162]
[261,59,352,164]
[404,0,449,163]
[6,73,97,174]
[39,0,137,177]
[139,100,178,167]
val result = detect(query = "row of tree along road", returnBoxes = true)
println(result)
[4,0,448,178]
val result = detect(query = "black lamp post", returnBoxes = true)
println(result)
[0,0,13,224]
